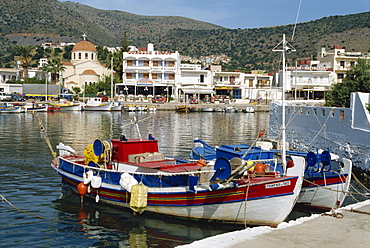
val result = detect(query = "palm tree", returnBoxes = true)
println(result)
[12,44,36,80]
[42,58,66,84]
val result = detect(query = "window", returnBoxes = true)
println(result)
[321,109,326,116]
[350,61,355,67]
[78,53,81,59]
[91,54,94,60]
[85,53,88,59]
[73,53,76,60]
[340,61,345,67]
[249,79,253,87]
[200,75,204,83]
[337,74,344,79]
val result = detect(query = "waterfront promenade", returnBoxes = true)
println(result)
[179,200,370,248]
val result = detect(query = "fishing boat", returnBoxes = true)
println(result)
[49,101,82,111]
[0,103,22,113]
[190,138,352,210]
[83,98,112,111]
[22,102,47,112]
[224,106,236,113]
[244,107,255,113]
[49,130,305,227]
[110,101,122,111]
[200,107,214,112]
[175,105,189,112]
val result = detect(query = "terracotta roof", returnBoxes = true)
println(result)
[63,62,73,66]
[82,69,97,75]
[72,40,97,52]
[67,81,76,84]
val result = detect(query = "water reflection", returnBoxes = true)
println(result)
[54,184,237,247]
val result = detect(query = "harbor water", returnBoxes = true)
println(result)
[1,110,368,247]
[1,110,270,247]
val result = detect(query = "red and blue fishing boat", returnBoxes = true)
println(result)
[51,134,305,227]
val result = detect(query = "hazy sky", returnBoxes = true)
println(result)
[61,0,369,29]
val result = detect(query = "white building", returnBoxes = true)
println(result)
[61,40,110,91]
[179,64,213,102]
[118,44,181,100]
[317,46,370,83]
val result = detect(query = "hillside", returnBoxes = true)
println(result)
[0,0,369,72]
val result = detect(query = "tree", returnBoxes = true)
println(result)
[42,58,66,85]
[12,44,36,80]
[106,32,130,83]
[326,59,370,107]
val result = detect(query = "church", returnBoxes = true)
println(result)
[61,37,110,92]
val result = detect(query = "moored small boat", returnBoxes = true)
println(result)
[200,107,214,112]
[0,103,22,113]
[83,98,112,111]
[50,133,305,227]
[175,105,189,112]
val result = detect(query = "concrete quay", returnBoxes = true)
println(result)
[178,200,370,248]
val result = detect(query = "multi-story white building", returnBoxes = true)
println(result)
[317,46,370,83]
[118,44,180,99]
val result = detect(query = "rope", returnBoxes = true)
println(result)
[321,210,344,219]
[344,208,370,215]
[351,172,370,193]
[1,194,51,220]
[243,176,251,229]
[303,178,370,197]
[36,113,57,158]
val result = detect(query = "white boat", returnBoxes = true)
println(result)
[137,106,147,111]
[244,106,255,113]
[224,106,235,113]
[126,104,137,112]
[200,107,214,112]
[49,101,82,111]
[22,102,47,112]
[110,101,122,111]
[190,140,352,210]
[83,98,112,111]
[147,106,156,112]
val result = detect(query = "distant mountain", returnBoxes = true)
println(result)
[0,0,369,71]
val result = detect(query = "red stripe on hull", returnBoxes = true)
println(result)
[61,175,298,207]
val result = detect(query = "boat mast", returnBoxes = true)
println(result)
[273,34,295,173]
[111,55,114,101]
[281,34,287,171]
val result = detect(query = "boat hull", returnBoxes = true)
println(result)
[52,155,305,226]
[297,158,352,209]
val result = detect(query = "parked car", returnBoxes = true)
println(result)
[152,95,166,103]
[97,94,109,102]
[189,97,198,104]
[10,94,26,101]
[0,92,11,101]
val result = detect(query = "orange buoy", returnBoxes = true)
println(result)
[254,163,266,174]
[197,159,207,167]
[287,160,295,168]
[77,182,88,197]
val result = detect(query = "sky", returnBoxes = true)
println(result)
[61,0,370,29]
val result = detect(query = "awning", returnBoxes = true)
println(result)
[182,89,214,94]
